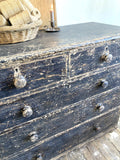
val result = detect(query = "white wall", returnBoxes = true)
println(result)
[56,0,120,26]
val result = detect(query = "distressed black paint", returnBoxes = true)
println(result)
[0,55,67,99]
[70,42,120,77]
[3,109,119,160]
[0,23,120,160]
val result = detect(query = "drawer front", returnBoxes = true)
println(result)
[1,64,120,132]
[0,88,120,159]
[1,81,120,134]
[70,41,120,77]
[2,108,119,160]
[0,55,67,99]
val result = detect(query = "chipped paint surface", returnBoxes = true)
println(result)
[0,23,120,160]
[54,119,120,160]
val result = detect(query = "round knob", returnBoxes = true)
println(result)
[22,106,33,118]
[102,53,113,62]
[100,79,108,89]
[14,68,27,88]
[29,131,38,142]
[95,103,105,112]
[101,47,112,62]
[93,126,101,131]
[37,154,43,160]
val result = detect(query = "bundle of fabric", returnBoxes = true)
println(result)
[0,0,41,27]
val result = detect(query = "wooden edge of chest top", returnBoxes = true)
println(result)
[1,22,120,65]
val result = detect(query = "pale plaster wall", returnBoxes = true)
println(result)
[56,0,120,26]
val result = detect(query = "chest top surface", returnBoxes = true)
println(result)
[0,22,120,59]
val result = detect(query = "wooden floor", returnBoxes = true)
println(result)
[52,117,120,160]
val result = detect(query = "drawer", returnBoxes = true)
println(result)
[2,108,119,160]
[1,64,120,132]
[0,55,67,99]
[0,89,120,159]
[70,40,120,77]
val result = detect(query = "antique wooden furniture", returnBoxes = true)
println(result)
[0,22,120,160]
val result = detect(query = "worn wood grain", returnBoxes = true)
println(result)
[70,41,120,77]
[54,118,120,160]
[87,142,106,160]
[1,23,120,60]
[2,109,119,160]
[67,148,86,160]
[1,61,120,105]
[0,62,120,132]
[81,147,94,160]
[0,23,120,160]
[106,130,120,152]
[0,55,67,99]
[94,136,120,160]
[1,40,120,102]
[0,84,120,133]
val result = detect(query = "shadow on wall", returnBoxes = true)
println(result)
[56,0,120,26]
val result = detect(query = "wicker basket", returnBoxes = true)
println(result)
[0,19,42,44]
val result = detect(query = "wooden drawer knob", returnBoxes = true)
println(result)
[93,125,101,131]
[101,47,112,62]
[37,154,43,160]
[22,106,33,118]
[29,131,38,142]
[102,53,113,62]
[99,79,108,89]
[95,103,105,112]
[14,67,27,88]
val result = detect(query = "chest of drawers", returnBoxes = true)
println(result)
[0,22,120,160]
